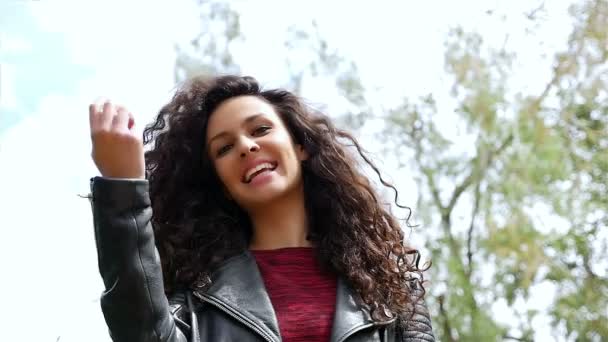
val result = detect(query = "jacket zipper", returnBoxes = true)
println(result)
[193,291,277,342]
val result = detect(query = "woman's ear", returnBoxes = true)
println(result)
[296,144,309,161]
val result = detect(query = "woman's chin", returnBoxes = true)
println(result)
[238,184,289,207]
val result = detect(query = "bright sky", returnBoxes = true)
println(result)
[0,0,576,341]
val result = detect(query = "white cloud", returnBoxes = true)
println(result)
[0,32,33,54]
[27,0,198,66]
[0,63,17,110]
[0,94,107,341]
[0,1,198,340]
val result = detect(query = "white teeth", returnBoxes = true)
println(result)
[245,162,275,182]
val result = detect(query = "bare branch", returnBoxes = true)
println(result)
[421,166,446,215]
[410,124,447,215]
[582,248,599,280]
[525,1,545,21]
[446,133,513,214]
[503,333,532,342]
[466,179,482,278]
[438,295,456,342]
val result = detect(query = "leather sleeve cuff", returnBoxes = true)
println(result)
[90,176,150,210]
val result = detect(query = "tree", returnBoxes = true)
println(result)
[174,0,368,131]
[174,0,242,81]
[175,0,607,340]
[544,1,608,339]
[380,0,607,340]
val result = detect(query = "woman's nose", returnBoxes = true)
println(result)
[239,137,260,157]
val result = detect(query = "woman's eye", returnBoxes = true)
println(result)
[253,125,271,135]
[217,144,232,156]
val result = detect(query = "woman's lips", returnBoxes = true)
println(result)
[246,166,277,186]
[243,161,278,183]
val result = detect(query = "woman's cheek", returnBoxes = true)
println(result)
[214,162,232,187]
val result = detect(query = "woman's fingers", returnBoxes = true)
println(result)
[88,98,145,178]
[89,99,135,133]
[100,101,115,132]
[112,105,130,131]
[88,103,98,129]
[89,98,105,132]
[127,111,136,131]
[89,98,114,132]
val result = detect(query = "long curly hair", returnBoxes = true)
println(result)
[143,75,427,321]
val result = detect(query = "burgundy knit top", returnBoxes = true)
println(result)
[252,247,337,342]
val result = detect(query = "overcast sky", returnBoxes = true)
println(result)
[0,0,575,341]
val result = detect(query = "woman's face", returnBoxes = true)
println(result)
[206,95,308,210]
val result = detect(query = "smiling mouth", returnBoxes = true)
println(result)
[243,162,278,183]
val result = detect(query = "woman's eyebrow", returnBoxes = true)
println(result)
[208,113,266,145]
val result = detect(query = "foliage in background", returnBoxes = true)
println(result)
[384,1,607,340]
[176,1,607,340]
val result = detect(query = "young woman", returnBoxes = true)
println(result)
[88,75,434,342]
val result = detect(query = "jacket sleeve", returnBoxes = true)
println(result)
[398,280,435,342]
[90,176,189,342]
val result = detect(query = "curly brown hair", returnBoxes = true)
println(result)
[143,75,427,322]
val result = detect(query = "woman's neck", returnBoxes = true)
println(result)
[247,185,311,251]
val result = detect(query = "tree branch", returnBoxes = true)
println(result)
[446,133,513,214]
[503,333,532,342]
[438,295,456,342]
[582,246,599,280]
[410,125,447,215]
[421,166,446,215]
[466,178,482,278]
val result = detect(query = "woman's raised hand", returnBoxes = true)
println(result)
[89,99,145,179]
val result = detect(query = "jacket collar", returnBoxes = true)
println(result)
[198,250,391,342]
[331,278,375,342]
[200,251,281,341]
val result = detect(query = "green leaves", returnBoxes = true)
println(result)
[483,211,548,304]
[380,1,608,340]
[178,1,608,340]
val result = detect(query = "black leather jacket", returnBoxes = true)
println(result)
[90,177,435,342]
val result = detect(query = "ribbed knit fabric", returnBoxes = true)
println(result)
[252,247,337,342]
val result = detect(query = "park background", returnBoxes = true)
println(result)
[0,0,606,341]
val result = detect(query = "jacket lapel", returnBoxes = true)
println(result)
[201,251,281,342]
[330,279,398,342]
[330,278,374,342]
